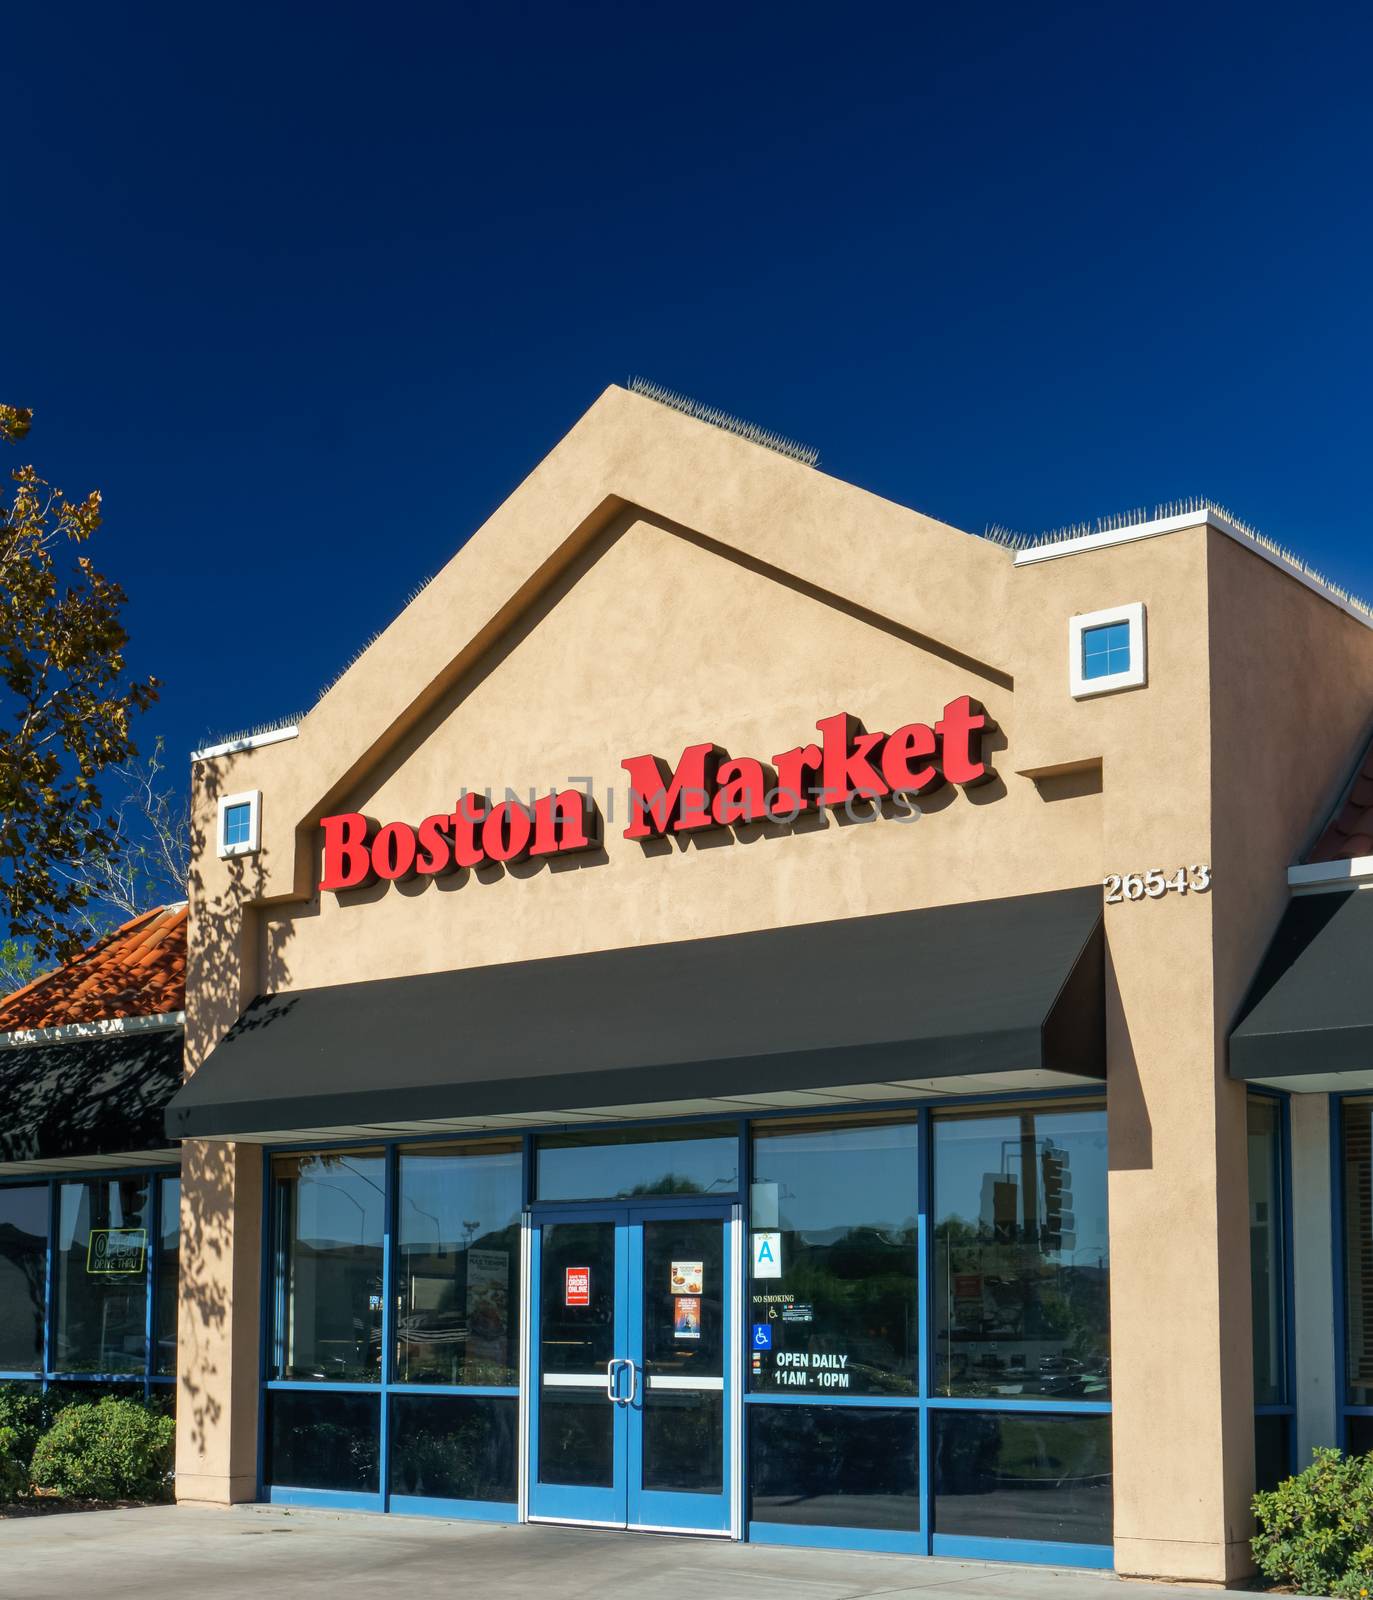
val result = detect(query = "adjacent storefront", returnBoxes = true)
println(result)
[165,382,1373,1584]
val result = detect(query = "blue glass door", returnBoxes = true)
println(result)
[528,1205,733,1533]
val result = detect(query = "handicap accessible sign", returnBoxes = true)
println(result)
[752,1323,773,1350]
[751,1231,782,1279]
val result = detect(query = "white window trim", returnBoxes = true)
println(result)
[218,790,262,859]
[1069,602,1147,699]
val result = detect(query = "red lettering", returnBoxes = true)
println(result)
[815,713,889,806]
[371,821,418,881]
[319,812,375,891]
[621,744,721,839]
[531,789,600,856]
[415,813,454,875]
[937,696,993,786]
[771,743,821,817]
[450,793,488,869]
[881,722,940,794]
[712,758,772,825]
[483,800,533,863]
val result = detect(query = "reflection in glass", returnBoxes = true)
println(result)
[55,1178,150,1374]
[933,1106,1110,1398]
[1343,1101,1373,1404]
[272,1151,385,1382]
[1347,1412,1373,1458]
[156,1176,180,1377]
[750,1405,917,1531]
[932,1411,1112,1544]
[0,1186,47,1371]
[536,1124,738,1201]
[389,1393,517,1503]
[642,1217,724,1493]
[395,1142,521,1386]
[537,1220,616,1487]
[266,1389,379,1492]
[750,1119,917,1395]
[1248,1099,1286,1407]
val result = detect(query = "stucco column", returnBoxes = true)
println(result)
[175,1139,263,1504]
[1106,897,1258,1584]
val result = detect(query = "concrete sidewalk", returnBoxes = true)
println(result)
[0,1504,1261,1600]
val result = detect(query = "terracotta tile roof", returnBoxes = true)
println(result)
[1308,737,1373,863]
[0,904,187,1033]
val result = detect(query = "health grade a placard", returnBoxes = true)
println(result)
[751,1231,782,1278]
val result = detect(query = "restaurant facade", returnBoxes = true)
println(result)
[152,382,1373,1584]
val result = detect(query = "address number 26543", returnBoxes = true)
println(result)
[1104,866,1211,903]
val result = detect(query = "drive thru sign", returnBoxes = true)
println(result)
[565,1266,590,1306]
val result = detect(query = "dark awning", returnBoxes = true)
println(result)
[166,887,1105,1142]
[0,1029,183,1168]
[1231,889,1373,1089]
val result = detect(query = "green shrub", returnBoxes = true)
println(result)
[0,1425,27,1503]
[29,1397,174,1502]
[0,1383,57,1470]
[1253,1446,1373,1596]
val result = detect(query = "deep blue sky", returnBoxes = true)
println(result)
[7,3,1371,767]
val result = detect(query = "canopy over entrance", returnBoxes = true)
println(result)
[168,887,1104,1144]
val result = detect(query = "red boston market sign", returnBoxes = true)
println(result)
[318,696,993,893]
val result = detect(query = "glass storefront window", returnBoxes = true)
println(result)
[535,1124,738,1201]
[933,1105,1109,1399]
[395,1141,521,1386]
[54,1177,151,1374]
[750,1118,917,1396]
[267,1389,380,1492]
[1247,1098,1286,1407]
[932,1411,1112,1545]
[155,1176,180,1377]
[750,1405,918,1531]
[0,1186,48,1372]
[272,1151,385,1382]
[389,1393,517,1504]
[1343,1101,1373,1405]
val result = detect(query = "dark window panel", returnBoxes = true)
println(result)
[537,1387,614,1488]
[933,1107,1110,1399]
[642,1216,726,1494]
[1343,1103,1373,1405]
[156,1175,180,1378]
[1248,1099,1286,1407]
[535,1124,738,1202]
[1254,1413,1291,1492]
[750,1120,917,1396]
[388,1393,516,1503]
[395,1142,521,1387]
[1346,1413,1373,1458]
[0,1186,47,1372]
[54,1177,151,1374]
[933,1410,1112,1545]
[266,1389,379,1493]
[271,1151,385,1383]
[749,1404,918,1531]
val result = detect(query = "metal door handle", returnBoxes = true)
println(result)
[606,1357,623,1400]
[622,1358,637,1406]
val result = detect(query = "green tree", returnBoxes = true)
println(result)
[0,404,157,964]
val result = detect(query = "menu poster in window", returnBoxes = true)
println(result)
[466,1248,509,1364]
[673,1296,701,1340]
[670,1260,703,1296]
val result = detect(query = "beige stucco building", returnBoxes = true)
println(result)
[160,382,1373,1583]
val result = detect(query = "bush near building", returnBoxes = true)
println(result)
[1253,1447,1373,1597]
[0,1384,174,1507]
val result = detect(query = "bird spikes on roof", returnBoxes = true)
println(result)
[983,496,1373,621]
[627,377,820,467]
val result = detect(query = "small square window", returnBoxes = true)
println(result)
[217,790,261,858]
[223,802,252,848]
[1068,602,1146,698]
[1082,621,1131,681]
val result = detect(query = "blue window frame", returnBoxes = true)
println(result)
[258,1091,1111,1566]
[0,1165,179,1401]
[1081,622,1131,682]
[222,801,253,850]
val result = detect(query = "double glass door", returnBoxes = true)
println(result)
[529,1204,734,1533]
